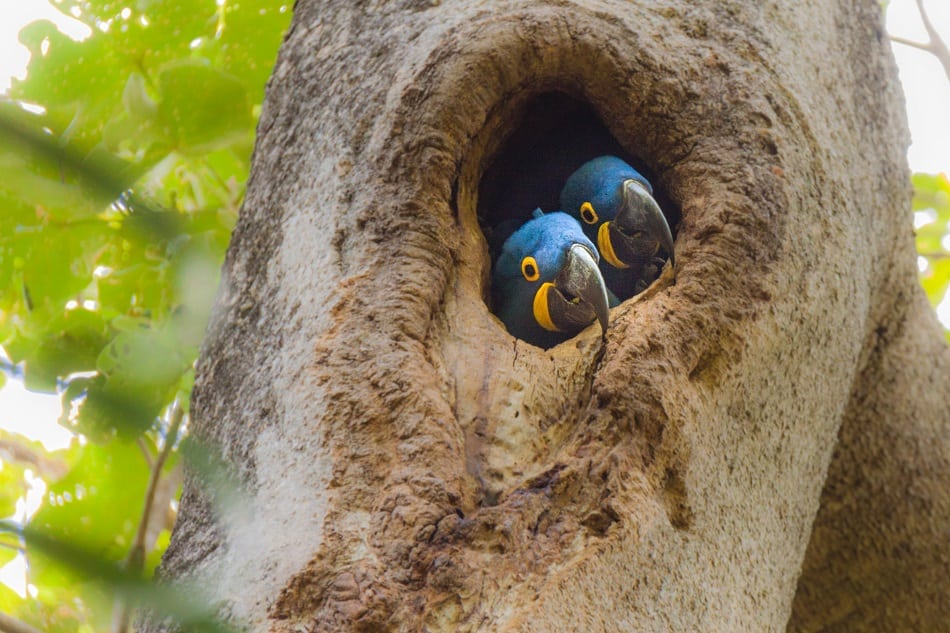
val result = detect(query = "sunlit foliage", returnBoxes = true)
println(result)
[913,172,950,342]
[0,1,291,630]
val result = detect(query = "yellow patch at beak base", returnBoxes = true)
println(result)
[598,222,629,269]
[533,282,561,332]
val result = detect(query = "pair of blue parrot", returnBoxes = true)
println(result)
[492,156,675,348]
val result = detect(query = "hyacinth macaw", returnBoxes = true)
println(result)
[492,209,610,349]
[559,156,676,303]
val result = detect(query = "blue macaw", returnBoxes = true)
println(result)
[560,156,676,303]
[492,209,610,349]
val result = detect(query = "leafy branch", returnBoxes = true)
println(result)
[0,521,236,633]
[0,2,291,632]
[112,401,185,633]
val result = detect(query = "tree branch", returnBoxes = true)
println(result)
[137,437,155,470]
[134,403,185,566]
[0,612,44,633]
[914,0,950,70]
[891,0,950,83]
[918,250,950,260]
[890,35,933,53]
[110,402,185,633]
[0,439,68,481]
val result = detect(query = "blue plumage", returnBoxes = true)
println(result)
[492,210,609,349]
[560,156,675,302]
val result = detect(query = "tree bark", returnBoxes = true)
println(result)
[149,1,948,631]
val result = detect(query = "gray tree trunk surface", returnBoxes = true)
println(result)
[149,1,948,631]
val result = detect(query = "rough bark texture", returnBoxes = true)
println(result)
[148,1,948,631]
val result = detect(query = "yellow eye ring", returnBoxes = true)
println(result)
[580,202,599,224]
[521,256,540,281]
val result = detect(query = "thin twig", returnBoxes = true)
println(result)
[890,35,933,53]
[136,437,155,470]
[891,0,950,83]
[0,612,44,633]
[110,402,185,633]
[914,0,950,74]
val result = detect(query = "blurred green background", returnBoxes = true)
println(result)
[0,1,290,631]
[0,1,946,632]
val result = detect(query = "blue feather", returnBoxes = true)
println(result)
[560,156,674,301]
[492,210,608,348]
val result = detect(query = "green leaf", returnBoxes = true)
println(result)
[913,172,950,320]
[0,546,17,572]
[122,71,158,122]
[28,439,149,567]
[920,257,950,307]
[22,223,103,309]
[97,325,189,391]
[145,527,172,575]
[0,455,25,526]
[0,429,70,520]
[54,320,191,439]
[157,61,252,154]
[19,308,110,393]
[210,1,293,101]
[0,578,24,613]
[0,2,292,630]
[0,105,108,222]
[7,521,239,633]
[0,103,148,212]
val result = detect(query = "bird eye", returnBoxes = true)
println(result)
[521,256,540,281]
[580,202,599,225]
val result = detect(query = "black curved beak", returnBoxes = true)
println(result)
[539,244,610,338]
[611,179,676,268]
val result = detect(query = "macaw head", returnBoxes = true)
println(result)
[492,210,610,349]
[560,155,675,272]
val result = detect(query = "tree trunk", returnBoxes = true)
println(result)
[149,1,948,631]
